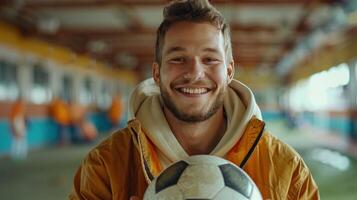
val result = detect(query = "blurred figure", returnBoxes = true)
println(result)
[69,100,86,143]
[49,97,71,145]
[80,120,98,142]
[107,95,123,130]
[9,98,28,160]
[69,100,98,143]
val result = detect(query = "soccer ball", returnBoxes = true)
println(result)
[143,155,262,200]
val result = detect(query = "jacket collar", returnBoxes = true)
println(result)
[225,117,265,168]
[127,117,265,182]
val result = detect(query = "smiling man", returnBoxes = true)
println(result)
[70,1,319,200]
[155,21,233,155]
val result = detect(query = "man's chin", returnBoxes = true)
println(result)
[177,115,210,123]
[174,110,215,123]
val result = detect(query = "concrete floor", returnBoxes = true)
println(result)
[0,143,93,200]
[0,121,357,200]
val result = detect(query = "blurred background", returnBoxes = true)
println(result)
[0,0,356,199]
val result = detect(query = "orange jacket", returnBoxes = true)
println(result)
[9,100,26,138]
[108,96,123,124]
[50,98,71,126]
[69,118,319,200]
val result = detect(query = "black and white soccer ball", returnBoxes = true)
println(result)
[143,155,262,200]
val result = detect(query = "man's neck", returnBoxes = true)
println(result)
[164,107,227,155]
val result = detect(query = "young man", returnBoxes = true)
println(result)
[70,1,319,199]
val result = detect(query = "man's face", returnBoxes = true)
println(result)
[153,21,234,123]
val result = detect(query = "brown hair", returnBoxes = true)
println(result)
[155,0,232,65]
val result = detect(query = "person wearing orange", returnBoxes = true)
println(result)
[107,95,123,129]
[50,97,71,145]
[80,120,98,142]
[9,98,28,160]
[70,1,319,199]
[69,99,98,143]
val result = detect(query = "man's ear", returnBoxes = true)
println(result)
[152,62,160,85]
[227,60,235,83]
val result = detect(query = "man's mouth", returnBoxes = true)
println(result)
[176,87,211,95]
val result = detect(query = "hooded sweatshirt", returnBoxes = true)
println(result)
[129,78,262,167]
[70,78,319,200]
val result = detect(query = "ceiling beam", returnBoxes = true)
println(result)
[0,0,167,8]
[0,0,331,8]
[212,0,327,5]
[47,24,279,42]
[274,0,320,70]
[55,27,155,38]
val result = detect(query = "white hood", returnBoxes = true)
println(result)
[128,78,262,165]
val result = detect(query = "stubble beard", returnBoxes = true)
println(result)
[160,84,226,123]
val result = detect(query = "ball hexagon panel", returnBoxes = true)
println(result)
[219,163,253,198]
[156,160,189,193]
[177,164,225,199]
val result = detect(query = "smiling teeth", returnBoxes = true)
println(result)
[181,88,207,94]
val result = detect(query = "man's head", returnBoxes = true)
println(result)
[155,0,232,65]
[153,0,234,123]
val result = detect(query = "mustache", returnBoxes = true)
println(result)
[171,76,215,87]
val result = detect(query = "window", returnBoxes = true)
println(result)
[30,63,51,104]
[0,61,19,100]
[97,81,111,109]
[79,76,93,105]
[289,63,350,111]
[61,74,73,102]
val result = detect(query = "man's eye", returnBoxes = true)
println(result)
[203,58,220,64]
[169,57,185,63]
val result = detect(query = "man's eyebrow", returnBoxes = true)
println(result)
[164,46,186,55]
[203,47,220,54]
[164,46,221,56]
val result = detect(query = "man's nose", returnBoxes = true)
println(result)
[183,58,205,80]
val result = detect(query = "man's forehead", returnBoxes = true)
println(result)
[162,22,224,55]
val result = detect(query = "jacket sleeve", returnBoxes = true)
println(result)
[69,149,112,200]
[287,159,320,200]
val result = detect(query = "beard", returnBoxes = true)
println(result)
[160,82,226,123]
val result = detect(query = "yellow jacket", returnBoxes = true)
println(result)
[69,117,319,200]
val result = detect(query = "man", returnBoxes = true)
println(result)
[70,0,319,199]
[9,97,28,160]
[50,96,71,144]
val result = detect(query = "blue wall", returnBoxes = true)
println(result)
[262,110,284,121]
[302,112,352,136]
[2,109,349,156]
[27,118,59,147]
[258,110,352,137]
[0,111,128,156]
[0,120,12,155]
[0,118,58,155]
[88,112,112,133]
